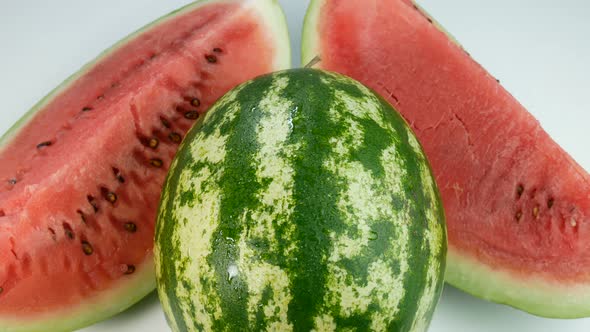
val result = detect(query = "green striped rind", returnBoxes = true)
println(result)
[155,69,447,332]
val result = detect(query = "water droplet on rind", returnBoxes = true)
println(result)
[288,106,299,131]
[227,264,239,282]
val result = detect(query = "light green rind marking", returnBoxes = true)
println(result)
[160,104,240,331]
[313,314,337,332]
[237,75,296,330]
[407,130,447,332]
[173,169,223,331]
[381,144,412,284]
[319,87,411,331]
[205,72,282,331]
[155,79,248,332]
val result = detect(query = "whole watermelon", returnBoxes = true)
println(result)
[155,69,446,332]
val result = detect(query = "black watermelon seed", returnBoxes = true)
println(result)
[77,210,87,224]
[87,195,99,212]
[7,178,17,185]
[106,192,117,203]
[48,227,56,240]
[141,136,159,149]
[112,167,125,183]
[205,54,217,63]
[213,47,222,53]
[548,198,555,209]
[148,138,159,149]
[184,111,199,120]
[516,184,524,198]
[124,222,137,233]
[82,107,93,112]
[36,141,52,149]
[81,241,93,255]
[63,222,75,239]
[125,265,136,275]
[160,116,171,128]
[101,187,117,204]
[150,159,163,168]
[169,133,182,143]
[190,98,201,107]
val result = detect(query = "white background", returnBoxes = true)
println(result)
[1,0,589,331]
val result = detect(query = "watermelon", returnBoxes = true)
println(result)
[302,0,590,318]
[155,68,447,332]
[0,0,289,330]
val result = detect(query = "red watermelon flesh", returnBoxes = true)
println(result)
[0,0,289,330]
[303,0,590,317]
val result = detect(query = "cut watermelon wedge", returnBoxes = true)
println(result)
[0,0,289,331]
[303,0,590,318]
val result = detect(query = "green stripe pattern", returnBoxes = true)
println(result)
[155,69,446,332]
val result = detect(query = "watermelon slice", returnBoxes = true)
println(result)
[303,0,590,318]
[0,0,289,330]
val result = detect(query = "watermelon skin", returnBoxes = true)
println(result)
[155,69,446,332]
[0,0,289,331]
[302,0,590,318]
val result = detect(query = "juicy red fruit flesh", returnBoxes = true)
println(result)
[0,2,278,316]
[317,0,590,282]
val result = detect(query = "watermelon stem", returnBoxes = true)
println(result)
[304,55,322,68]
